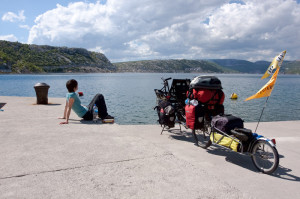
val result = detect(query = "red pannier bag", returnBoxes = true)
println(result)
[193,89,224,105]
[193,89,225,114]
[185,104,196,130]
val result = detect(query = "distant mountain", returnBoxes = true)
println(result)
[114,59,235,73]
[209,59,269,73]
[1,40,299,74]
[209,59,299,74]
[283,60,300,74]
[0,40,115,73]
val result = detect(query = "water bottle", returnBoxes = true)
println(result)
[190,99,198,106]
[185,98,190,105]
[93,104,98,123]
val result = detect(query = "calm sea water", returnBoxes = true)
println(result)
[0,73,299,124]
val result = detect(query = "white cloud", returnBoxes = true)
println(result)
[2,10,26,22]
[19,25,30,30]
[28,0,300,62]
[125,41,159,58]
[0,34,18,41]
[201,0,300,60]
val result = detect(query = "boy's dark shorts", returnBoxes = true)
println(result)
[82,110,93,120]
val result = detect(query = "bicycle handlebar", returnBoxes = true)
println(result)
[161,77,172,82]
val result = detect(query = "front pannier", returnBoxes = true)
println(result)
[156,100,175,128]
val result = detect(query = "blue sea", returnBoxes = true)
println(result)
[0,73,299,124]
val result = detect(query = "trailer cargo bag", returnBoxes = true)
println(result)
[210,132,240,152]
[211,114,244,134]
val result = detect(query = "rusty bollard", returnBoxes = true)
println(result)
[34,83,50,104]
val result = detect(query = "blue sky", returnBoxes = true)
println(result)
[1,0,300,62]
[0,0,88,41]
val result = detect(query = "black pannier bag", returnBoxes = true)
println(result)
[156,100,175,128]
[194,104,205,129]
[193,104,224,130]
[190,76,222,90]
[211,114,244,134]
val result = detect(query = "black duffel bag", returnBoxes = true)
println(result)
[211,114,244,134]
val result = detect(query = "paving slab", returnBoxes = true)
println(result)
[0,96,300,199]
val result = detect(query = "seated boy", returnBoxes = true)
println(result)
[59,79,114,124]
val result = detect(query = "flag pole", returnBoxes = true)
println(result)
[249,51,286,133]
[254,96,270,133]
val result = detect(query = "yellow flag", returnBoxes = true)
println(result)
[245,67,280,101]
[261,50,286,79]
[261,56,278,79]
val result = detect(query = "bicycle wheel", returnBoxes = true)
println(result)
[251,140,279,174]
[192,122,212,149]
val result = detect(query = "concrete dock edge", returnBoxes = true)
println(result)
[1,96,300,199]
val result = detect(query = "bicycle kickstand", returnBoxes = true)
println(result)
[161,126,165,134]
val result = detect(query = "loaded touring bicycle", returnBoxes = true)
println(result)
[154,75,279,174]
[154,77,190,134]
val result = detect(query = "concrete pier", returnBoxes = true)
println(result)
[0,96,300,199]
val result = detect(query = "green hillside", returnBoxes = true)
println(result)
[1,40,299,74]
[283,61,300,74]
[209,59,269,73]
[210,59,299,74]
[114,59,235,73]
[0,40,115,73]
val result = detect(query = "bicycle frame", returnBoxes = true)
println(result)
[154,77,190,131]
[161,77,171,94]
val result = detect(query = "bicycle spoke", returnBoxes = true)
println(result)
[252,140,279,174]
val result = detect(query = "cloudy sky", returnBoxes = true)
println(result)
[0,0,299,62]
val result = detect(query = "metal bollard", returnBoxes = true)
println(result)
[34,83,50,104]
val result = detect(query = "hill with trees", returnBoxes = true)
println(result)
[209,59,300,74]
[283,60,300,74]
[209,59,268,73]
[0,40,115,73]
[1,40,299,74]
[114,59,235,73]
